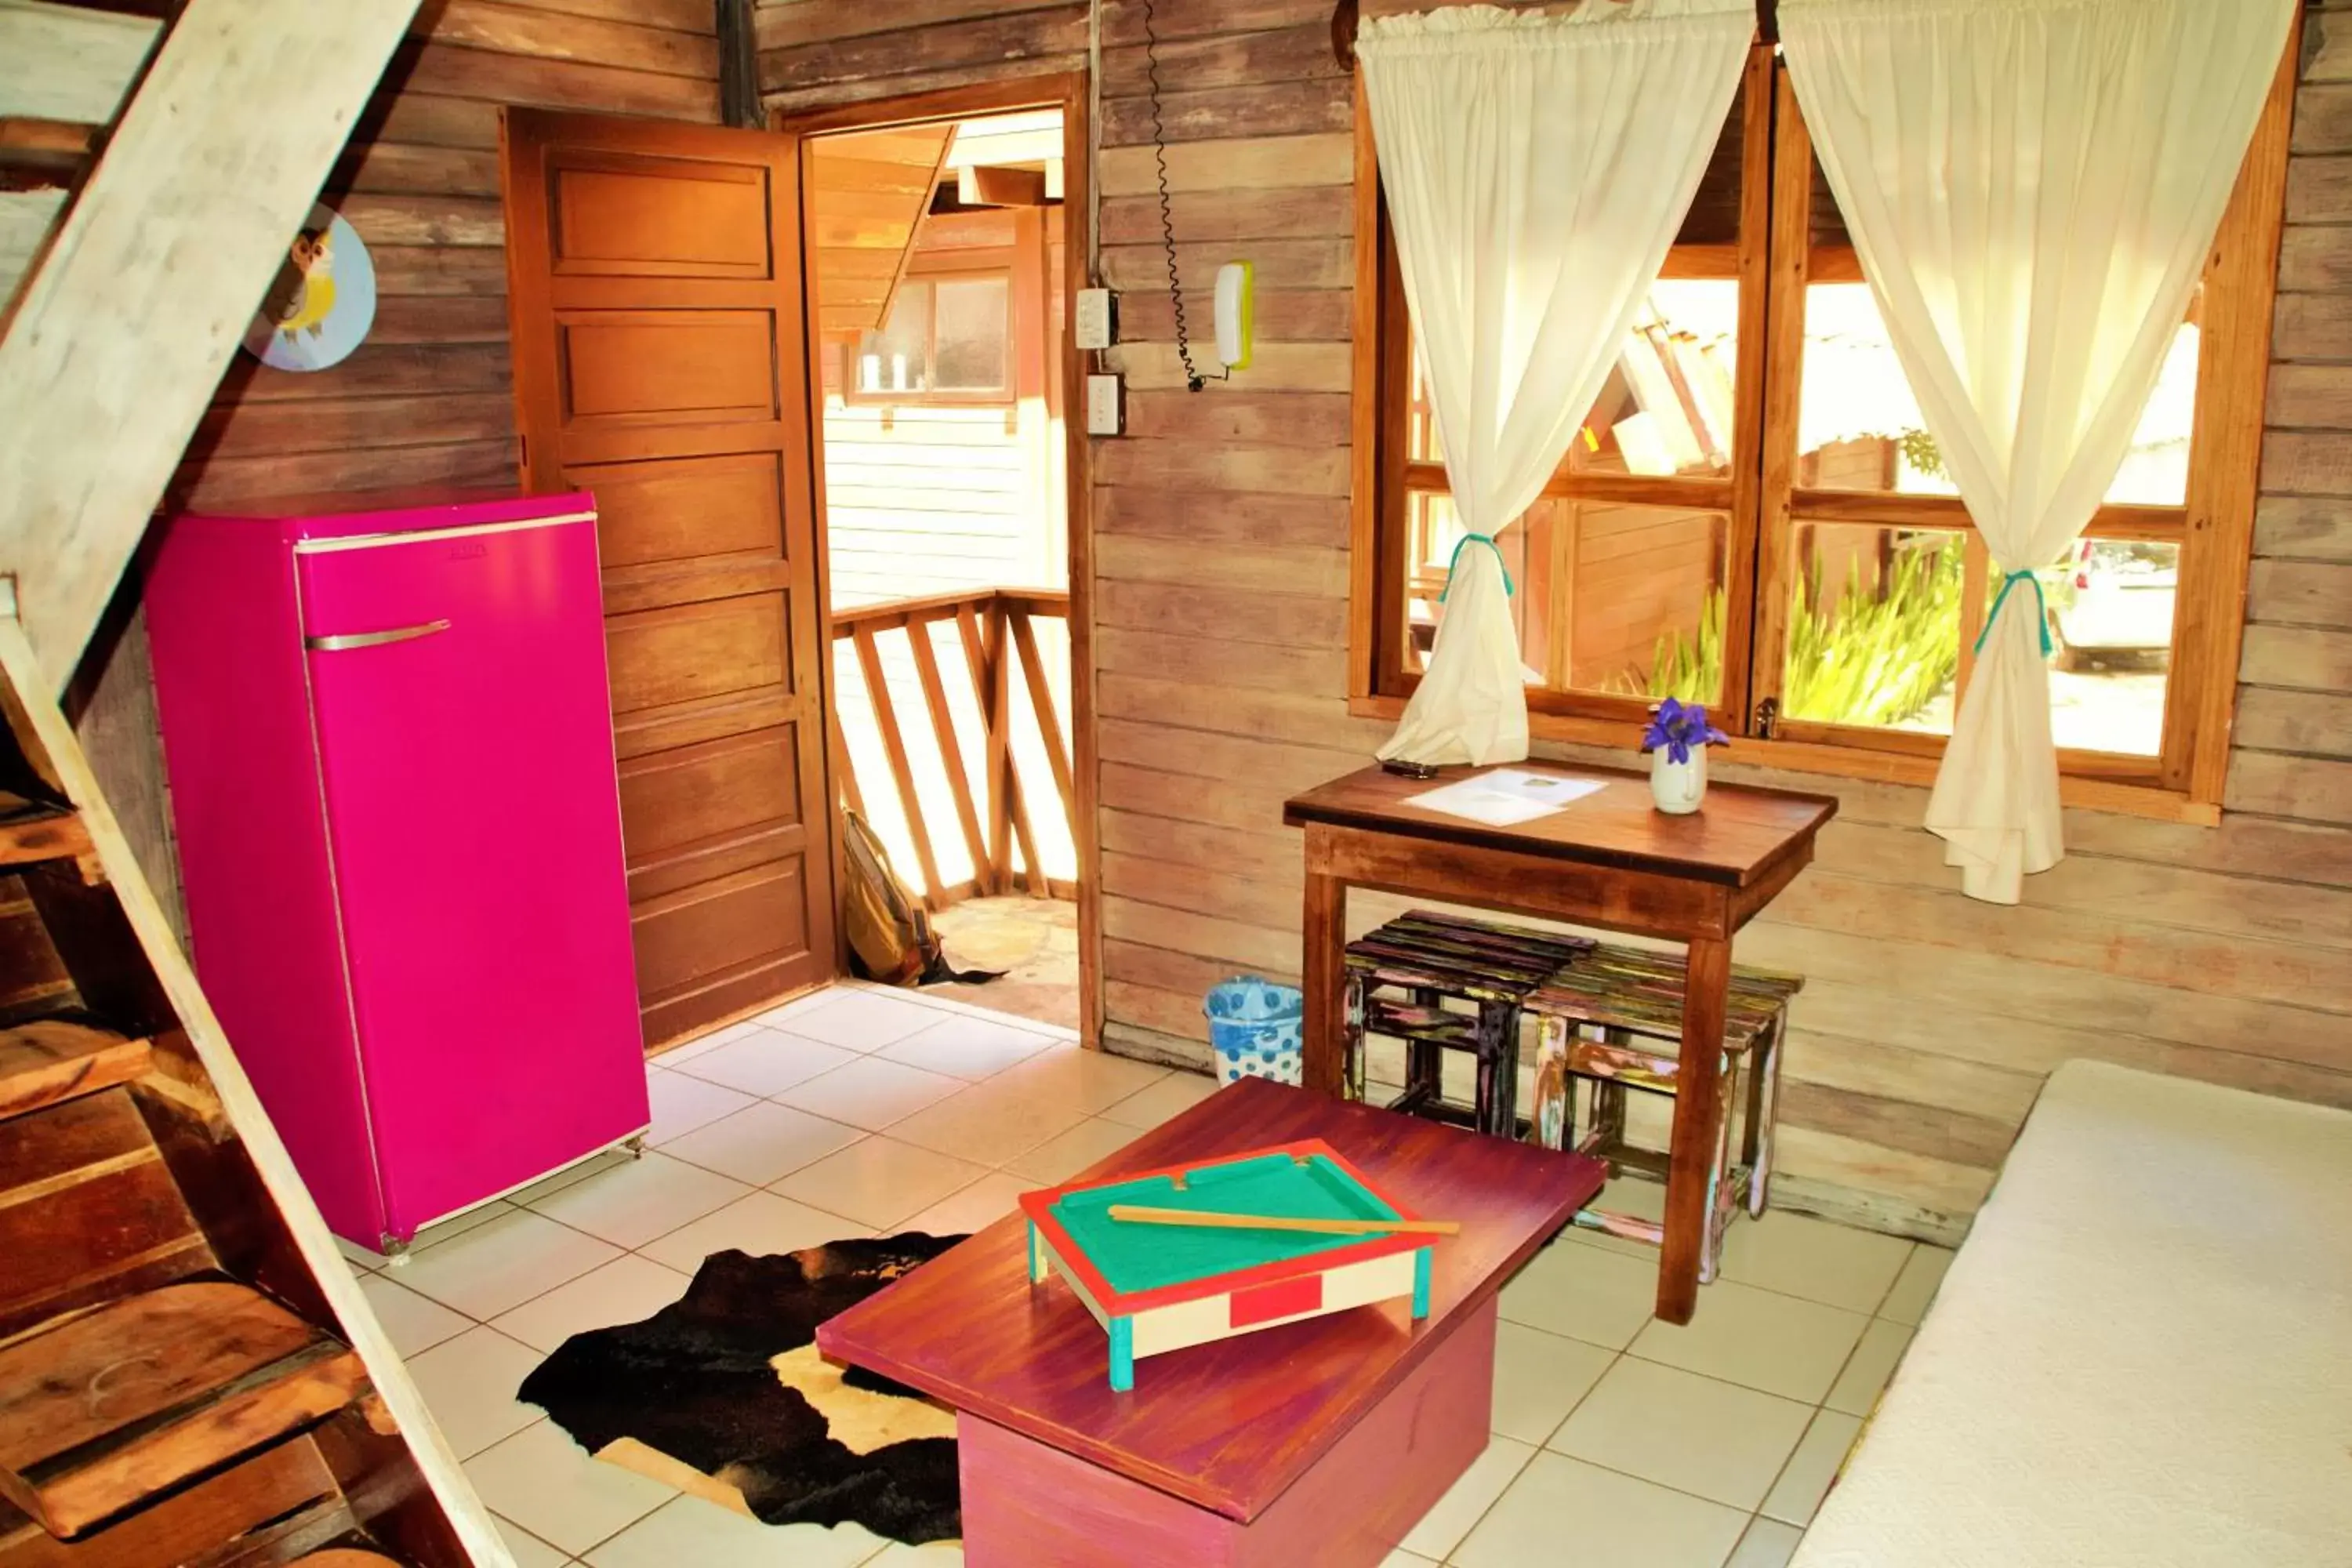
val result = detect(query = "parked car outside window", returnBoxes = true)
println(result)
[2040,540,2176,670]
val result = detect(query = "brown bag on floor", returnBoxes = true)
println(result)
[840,808,999,987]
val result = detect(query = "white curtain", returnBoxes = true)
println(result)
[1359,0,1752,767]
[1780,0,2294,902]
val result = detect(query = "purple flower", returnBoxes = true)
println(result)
[1640,697,1731,767]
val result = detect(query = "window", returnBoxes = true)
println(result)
[1352,45,2291,815]
[847,272,1012,403]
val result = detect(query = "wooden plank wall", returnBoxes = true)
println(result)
[765,0,2352,1243]
[1563,502,1720,689]
[72,0,720,942]
[823,401,1044,602]
[171,0,722,512]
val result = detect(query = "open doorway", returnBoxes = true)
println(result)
[794,87,1089,1036]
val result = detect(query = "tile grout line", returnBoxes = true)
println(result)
[1483,1236,1901,1559]
[1436,1338,1618,1564]
[1524,1327,1857,1531]
[444,1044,1179,1329]
[423,986,1095,1563]
[828,975,1083,1039]
[1431,1432,1540,1567]
[1548,1225,1929,1320]
[1508,1337,1797,1538]
[490,1240,1873,1561]
[665,1028,1142,1120]
[423,987,1903,1564]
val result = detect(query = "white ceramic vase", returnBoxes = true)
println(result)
[1650,747,1708,815]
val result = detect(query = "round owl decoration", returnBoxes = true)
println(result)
[242,205,376,372]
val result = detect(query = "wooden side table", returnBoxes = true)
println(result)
[1283,763,1836,1325]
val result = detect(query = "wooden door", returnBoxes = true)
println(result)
[503,110,836,1049]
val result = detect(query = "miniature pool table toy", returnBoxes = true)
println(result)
[1018,1141,1436,1391]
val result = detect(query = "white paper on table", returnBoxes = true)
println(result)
[1406,768,1608,826]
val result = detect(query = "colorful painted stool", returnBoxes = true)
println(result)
[1341,910,1595,1138]
[1523,946,1801,1281]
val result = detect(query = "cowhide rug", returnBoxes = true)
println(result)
[517,1234,966,1543]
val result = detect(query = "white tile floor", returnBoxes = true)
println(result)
[340,982,1950,1568]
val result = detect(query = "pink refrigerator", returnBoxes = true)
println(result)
[147,489,650,1254]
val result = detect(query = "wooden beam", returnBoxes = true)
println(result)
[852,623,946,906]
[976,600,1051,894]
[1008,608,1079,849]
[960,601,1014,892]
[945,125,1065,169]
[956,163,1048,206]
[0,115,97,166]
[2176,16,2298,805]
[717,0,764,129]
[828,700,866,819]
[906,619,992,890]
[0,1,159,124]
[0,0,424,692]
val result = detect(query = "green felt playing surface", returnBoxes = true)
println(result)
[1049,1151,1401,1296]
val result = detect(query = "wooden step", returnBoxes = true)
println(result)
[0,1090,209,1343]
[0,1436,335,1568]
[0,118,97,180]
[0,1282,368,1540]
[0,1022,149,1120]
[0,800,91,877]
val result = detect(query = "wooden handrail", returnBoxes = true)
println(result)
[996,588,1072,617]
[829,586,1075,909]
[829,586,1006,637]
[828,586,1071,638]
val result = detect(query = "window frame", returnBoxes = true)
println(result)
[1345,38,2296,824]
[840,260,1018,408]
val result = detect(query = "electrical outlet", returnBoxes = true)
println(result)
[1085,373,1123,436]
[1075,288,1116,350]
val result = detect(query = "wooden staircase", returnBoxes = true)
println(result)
[0,1283,371,1538]
[0,7,501,1552]
[0,1019,147,1117]
[0,600,505,1565]
[1,0,427,694]
[0,0,161,321]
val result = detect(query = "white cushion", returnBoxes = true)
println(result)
[1794,1059,2352,1568]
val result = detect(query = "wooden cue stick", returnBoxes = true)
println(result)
[1104,1204,1460,1236]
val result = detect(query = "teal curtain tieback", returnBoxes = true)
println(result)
[1976,567,2053,657]
[1439,532,1515,601]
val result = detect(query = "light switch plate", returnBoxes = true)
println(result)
[1085,373,1123,435]
[1075,288,1116,350]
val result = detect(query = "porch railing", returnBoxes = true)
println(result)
[829,586,1076,910]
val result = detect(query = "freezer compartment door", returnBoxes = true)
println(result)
[299,513,649,1236]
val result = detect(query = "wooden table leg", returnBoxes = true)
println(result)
[1656,935,1730,1324]
[1301,864,1347,1097]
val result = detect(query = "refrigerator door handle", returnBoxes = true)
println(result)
[305,619,452,653]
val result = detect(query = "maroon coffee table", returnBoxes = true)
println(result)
[816,1076,1605,1567]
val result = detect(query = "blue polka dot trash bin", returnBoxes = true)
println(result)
[1203,976,1305,1087]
